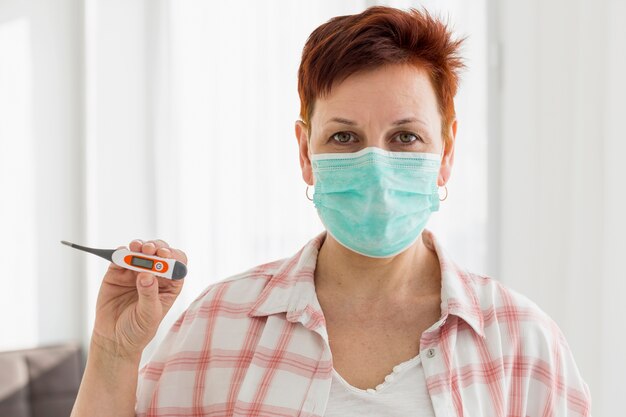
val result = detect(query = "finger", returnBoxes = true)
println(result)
[142,239,169,256]
[135,272,160,332]
[141,241,157,255]
[129,239,144,252]
[155,274,184,292]
[156,246,172,259]
[154,239,170,249]
[158,280,184,313]
[109,245,128,270]
[169,247,188,265]
[108,263,125,271]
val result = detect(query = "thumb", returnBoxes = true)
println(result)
[135,272,160,331]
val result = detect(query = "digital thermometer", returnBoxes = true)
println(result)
[61,241,187,280]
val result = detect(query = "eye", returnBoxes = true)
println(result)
[393,132,422,145]
[330,131,356,144]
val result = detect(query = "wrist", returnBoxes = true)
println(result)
[72,338,140,417]
[89,334,142,365]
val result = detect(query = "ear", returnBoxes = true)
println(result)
[295,120,314,185]
[438,119,457,187]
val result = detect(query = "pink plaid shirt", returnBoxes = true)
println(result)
[135,230,592,416]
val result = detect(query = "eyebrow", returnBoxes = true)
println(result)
[327,117,423,126]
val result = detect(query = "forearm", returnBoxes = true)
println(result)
[70,342,140,417]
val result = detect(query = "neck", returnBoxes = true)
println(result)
[313,231,441,305]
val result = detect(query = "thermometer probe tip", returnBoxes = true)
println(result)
[60,240,74,247]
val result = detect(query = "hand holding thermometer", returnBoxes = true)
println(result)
[61,240,187,280]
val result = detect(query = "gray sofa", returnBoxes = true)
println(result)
[0,343,83,417]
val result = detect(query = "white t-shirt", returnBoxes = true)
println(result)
[323,353,436,416]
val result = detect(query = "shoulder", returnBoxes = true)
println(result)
[468,271,566,348]
[467,271,554,322]
[175,257,287,326]
[464,272,592,415]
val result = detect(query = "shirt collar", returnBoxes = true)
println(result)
[247,229,485,338]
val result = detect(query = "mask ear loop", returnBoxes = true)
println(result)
[306,186,313,201]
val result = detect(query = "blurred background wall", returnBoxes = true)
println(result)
[0,0,624,415]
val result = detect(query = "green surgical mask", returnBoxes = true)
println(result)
[311,146,441,258]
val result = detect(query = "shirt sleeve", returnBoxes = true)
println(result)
[551,331,592,416]
[524,312,592,416]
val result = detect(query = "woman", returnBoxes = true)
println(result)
[71,6,591,417]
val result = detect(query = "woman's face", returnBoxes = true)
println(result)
[295,63,456,187]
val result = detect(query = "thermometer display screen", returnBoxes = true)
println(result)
[131,256,154,269]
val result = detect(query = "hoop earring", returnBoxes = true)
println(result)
[439,185,448,202]
[305,185,313,201]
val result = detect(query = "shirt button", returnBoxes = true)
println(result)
[425,348,436,358]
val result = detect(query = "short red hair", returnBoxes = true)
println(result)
[297,6,465,144]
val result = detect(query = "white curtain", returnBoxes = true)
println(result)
[495,1,626,415]
[0,0,85,351]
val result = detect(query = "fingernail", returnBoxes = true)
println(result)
[140,274,154,287]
